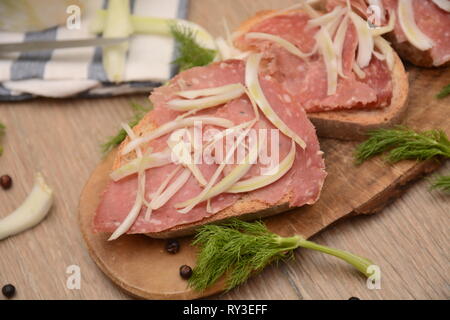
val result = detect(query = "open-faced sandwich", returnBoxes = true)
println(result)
[94,58,327,239]
[327,0,450,67]
[233,1,409,140]
[93,1,414,240]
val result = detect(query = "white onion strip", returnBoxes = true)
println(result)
[308,6,346,28]
[349,11,374,68]
[168,129,207,186]
[110,149,171,182]
[176,83,243,99]
[0,173,53,241]
[175,120,257,213]
[109,123,146,241]
[150,168,191,210]
[228,139,296,194]
[245,53,306,149]
[122,116,234,155]
[398,0,434,51]
[167,86,245,111]
[374,36,395,70]
[245,32,317,61]
[145,166,183,219]
[316,28,339,96]
[352,62,366,79]
[432,0,450,12]
[370,10,396,37]
[334,14,349,78]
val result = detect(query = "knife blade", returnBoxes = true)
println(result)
[0,37,130,54]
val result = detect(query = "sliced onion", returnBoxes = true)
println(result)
[303,3,321,18]
[176,83,243,99]
[167,86,245,111]
[374,36,395,70]
[325,9,346,38]
[109,123,146,241]
[150,168,191,210]
[372,50,385,61]
[315,28,339,96]
[175,120,257,213]
[122,116,234,155]
[245,53,306,149]
[349,11,374,68]
[110,149,171,182]
[352,62,366,79]
[228,139,295,194]
[432,0,450,12]
[398,0,434,51]
[308,6,346,28]
[334,14,349,78]
[168,129,207,186]
[0,173,53,241]
[144,166,183,220]
[215,37,248,60]
[370,10,396,37]
[367,0,386,23]
[245,32,316,61]
[204,120,255,155]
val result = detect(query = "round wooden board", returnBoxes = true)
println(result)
[79,151,224,299]
[79,67,448,300]
[78,150,441,300]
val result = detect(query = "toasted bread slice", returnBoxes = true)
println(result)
[113,116,296,239]
[236,10,410,141]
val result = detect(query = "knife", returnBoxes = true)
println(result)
[0,37,130,54]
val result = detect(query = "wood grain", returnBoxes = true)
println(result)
[0,0,449,300]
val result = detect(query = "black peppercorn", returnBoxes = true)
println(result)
[2,284,16,299]
[165,239,180,254]
[179,265,193,280]
[0,175,12,190]
[348,296,360,300]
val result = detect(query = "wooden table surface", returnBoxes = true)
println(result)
[0,0,449,300]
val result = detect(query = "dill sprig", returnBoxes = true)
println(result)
[170,24,217,72]
[101,102,152,154]
[355,126,450,165]
[189,219,374,291]
[431,175,450,193]
[436,84,450,99]
[0,122,5,156]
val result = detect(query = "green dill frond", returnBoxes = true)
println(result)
[101,101,152,154]
[170,23,217,72]
[189,219,374,291]
[436,84,450,99]
[0,122,5,156]
[189,220,294,291]
[431,175,450,193]
[355,126,450,165]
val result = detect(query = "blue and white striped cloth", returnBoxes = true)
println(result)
[0,0,188,101]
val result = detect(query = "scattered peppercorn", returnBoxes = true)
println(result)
[2,284,16,299]
[0,175,12,190]
[165,239,180,254]
[348,297,360,300]
[179,265,193,280]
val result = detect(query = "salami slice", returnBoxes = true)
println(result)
[94,60,326,234]
[234,11,393,112]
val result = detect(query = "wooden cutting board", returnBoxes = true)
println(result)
[79,65,449,300]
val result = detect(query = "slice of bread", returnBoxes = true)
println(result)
[114,116,295,239]
[235,10,410,141]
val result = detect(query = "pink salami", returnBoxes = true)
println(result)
[94,60,326,234]
[235,11,393,112]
